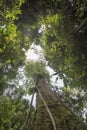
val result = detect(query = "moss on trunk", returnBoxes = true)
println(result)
[30,79,87,130]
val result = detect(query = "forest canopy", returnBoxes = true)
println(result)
[19,0,87,89]
[0,0,87,129]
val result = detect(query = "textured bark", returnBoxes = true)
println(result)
[36,86,57,130]
[31,79,87,130]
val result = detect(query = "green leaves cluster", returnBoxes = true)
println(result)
[38,0,87,89]
[0,96,29,130]
[0,0,26,94]
[25,61,50,82]
[20,0,87,90]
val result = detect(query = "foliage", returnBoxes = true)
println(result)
[0,0,26,94]
[38,0,87,89]
[19,0,87,89]
[0,96,29,130]
[25,61,50,82]
[0,0,87,128]
[20,0,87,124]
[57,87,87,122]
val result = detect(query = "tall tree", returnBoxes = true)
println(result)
[19,0,87,89]
[0,0,25,94]
[18,0,87,128]
[0,0,87,129]
[25,61,87,130]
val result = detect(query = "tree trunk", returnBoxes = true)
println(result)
[31,79,87,130]
[36,86,57,130]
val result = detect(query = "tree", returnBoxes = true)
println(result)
[40,5,87,89]
[24,60,87,129]
[0,1,31,129]
[0,0,25,94]
[32,78,87,130]
[17,0,87,128]
[19,0,87,89]
[0,0,87,129]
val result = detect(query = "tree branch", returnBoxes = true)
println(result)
[21,90,35,130]
[77,18,87,32]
